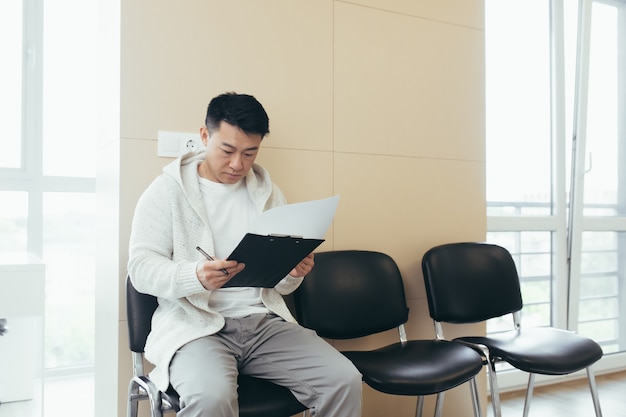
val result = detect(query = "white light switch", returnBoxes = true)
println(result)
[157,131,205,157]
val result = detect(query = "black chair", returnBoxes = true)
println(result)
[421,242,604,417]
[293,250,484,417]
[125,276,308,417]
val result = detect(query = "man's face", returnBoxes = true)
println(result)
[198,121,263,184]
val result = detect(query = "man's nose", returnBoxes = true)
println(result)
[229,154,243,170]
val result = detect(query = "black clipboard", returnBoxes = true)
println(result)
[223,233,324,288]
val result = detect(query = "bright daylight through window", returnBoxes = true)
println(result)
[486,0,626,372]
[0,1,97,413]
[0,0,23,169]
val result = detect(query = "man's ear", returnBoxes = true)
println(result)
[199,126,210,146]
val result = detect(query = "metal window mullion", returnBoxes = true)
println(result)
[23,0,43,177]
[618,0,626,355]
[550,0,570,328]
[567,0,594,332]
[22,0,43,252]
[23,0,44,257]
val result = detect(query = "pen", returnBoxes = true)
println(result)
[196,246,230,276]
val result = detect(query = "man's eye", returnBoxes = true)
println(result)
[222,149,233,155]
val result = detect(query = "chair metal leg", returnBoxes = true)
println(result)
[128,380,141,417]
[485,355,502,417]
[128,399,137,417]
[586,367,603,417]
[469,377,483,417]
[128,394,138,417]
[415,395,425,417]
[522,373,535,417]
[149,390,165,417]
[433,392,445,417]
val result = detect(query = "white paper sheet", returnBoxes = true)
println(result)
[248,195,340,239]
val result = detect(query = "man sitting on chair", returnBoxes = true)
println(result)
[128,92,362,417]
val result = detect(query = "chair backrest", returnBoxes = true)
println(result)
[293,250,409,339]
[421,242,523,324]
[126,276,159,353]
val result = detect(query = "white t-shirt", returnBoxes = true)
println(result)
[198,176,270,318]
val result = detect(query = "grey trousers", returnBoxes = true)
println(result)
[169,313,363,417]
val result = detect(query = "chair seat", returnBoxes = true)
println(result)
[457,327,603,375]
[238,375,308,417]
[159,375,306,417]
[342,340,484,396]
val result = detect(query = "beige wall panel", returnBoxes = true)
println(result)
[405,297,486,341]
[255,147,336,251]
[120,0,206,139]
[255,148,334,204]
[332,153,485,299]
[332,327,399,352]
[121,0,334,153]
[405,297,438,338]
[334,2,485,161]
[341,0,484,29]
[362,386,418,416]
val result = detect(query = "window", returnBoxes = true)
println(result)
[0,191,29,253]
[486,0,626,382]
[42,0,97,178]
[0,0,23,169]
[0,0,97,395]
[486,0,553,218]
[43,192,96,368]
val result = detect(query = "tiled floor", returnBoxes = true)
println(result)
[0,374,93,417]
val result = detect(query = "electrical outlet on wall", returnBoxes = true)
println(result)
[157,131,205,157]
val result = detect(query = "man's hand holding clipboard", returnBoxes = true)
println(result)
[198,196,339,289]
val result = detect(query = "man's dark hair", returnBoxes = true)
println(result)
[205,92,270,137]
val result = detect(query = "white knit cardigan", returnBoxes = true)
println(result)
[127,151,304,391]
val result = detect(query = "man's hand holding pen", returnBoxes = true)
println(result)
[196,246,245,290]
[195,246,315,289]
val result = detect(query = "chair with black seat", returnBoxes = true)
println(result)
[125,276,309,417]
[292,250,484,417]
[421,242,603,417]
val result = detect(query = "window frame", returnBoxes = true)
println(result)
[0,0,96,377]
[486,0,626,389]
